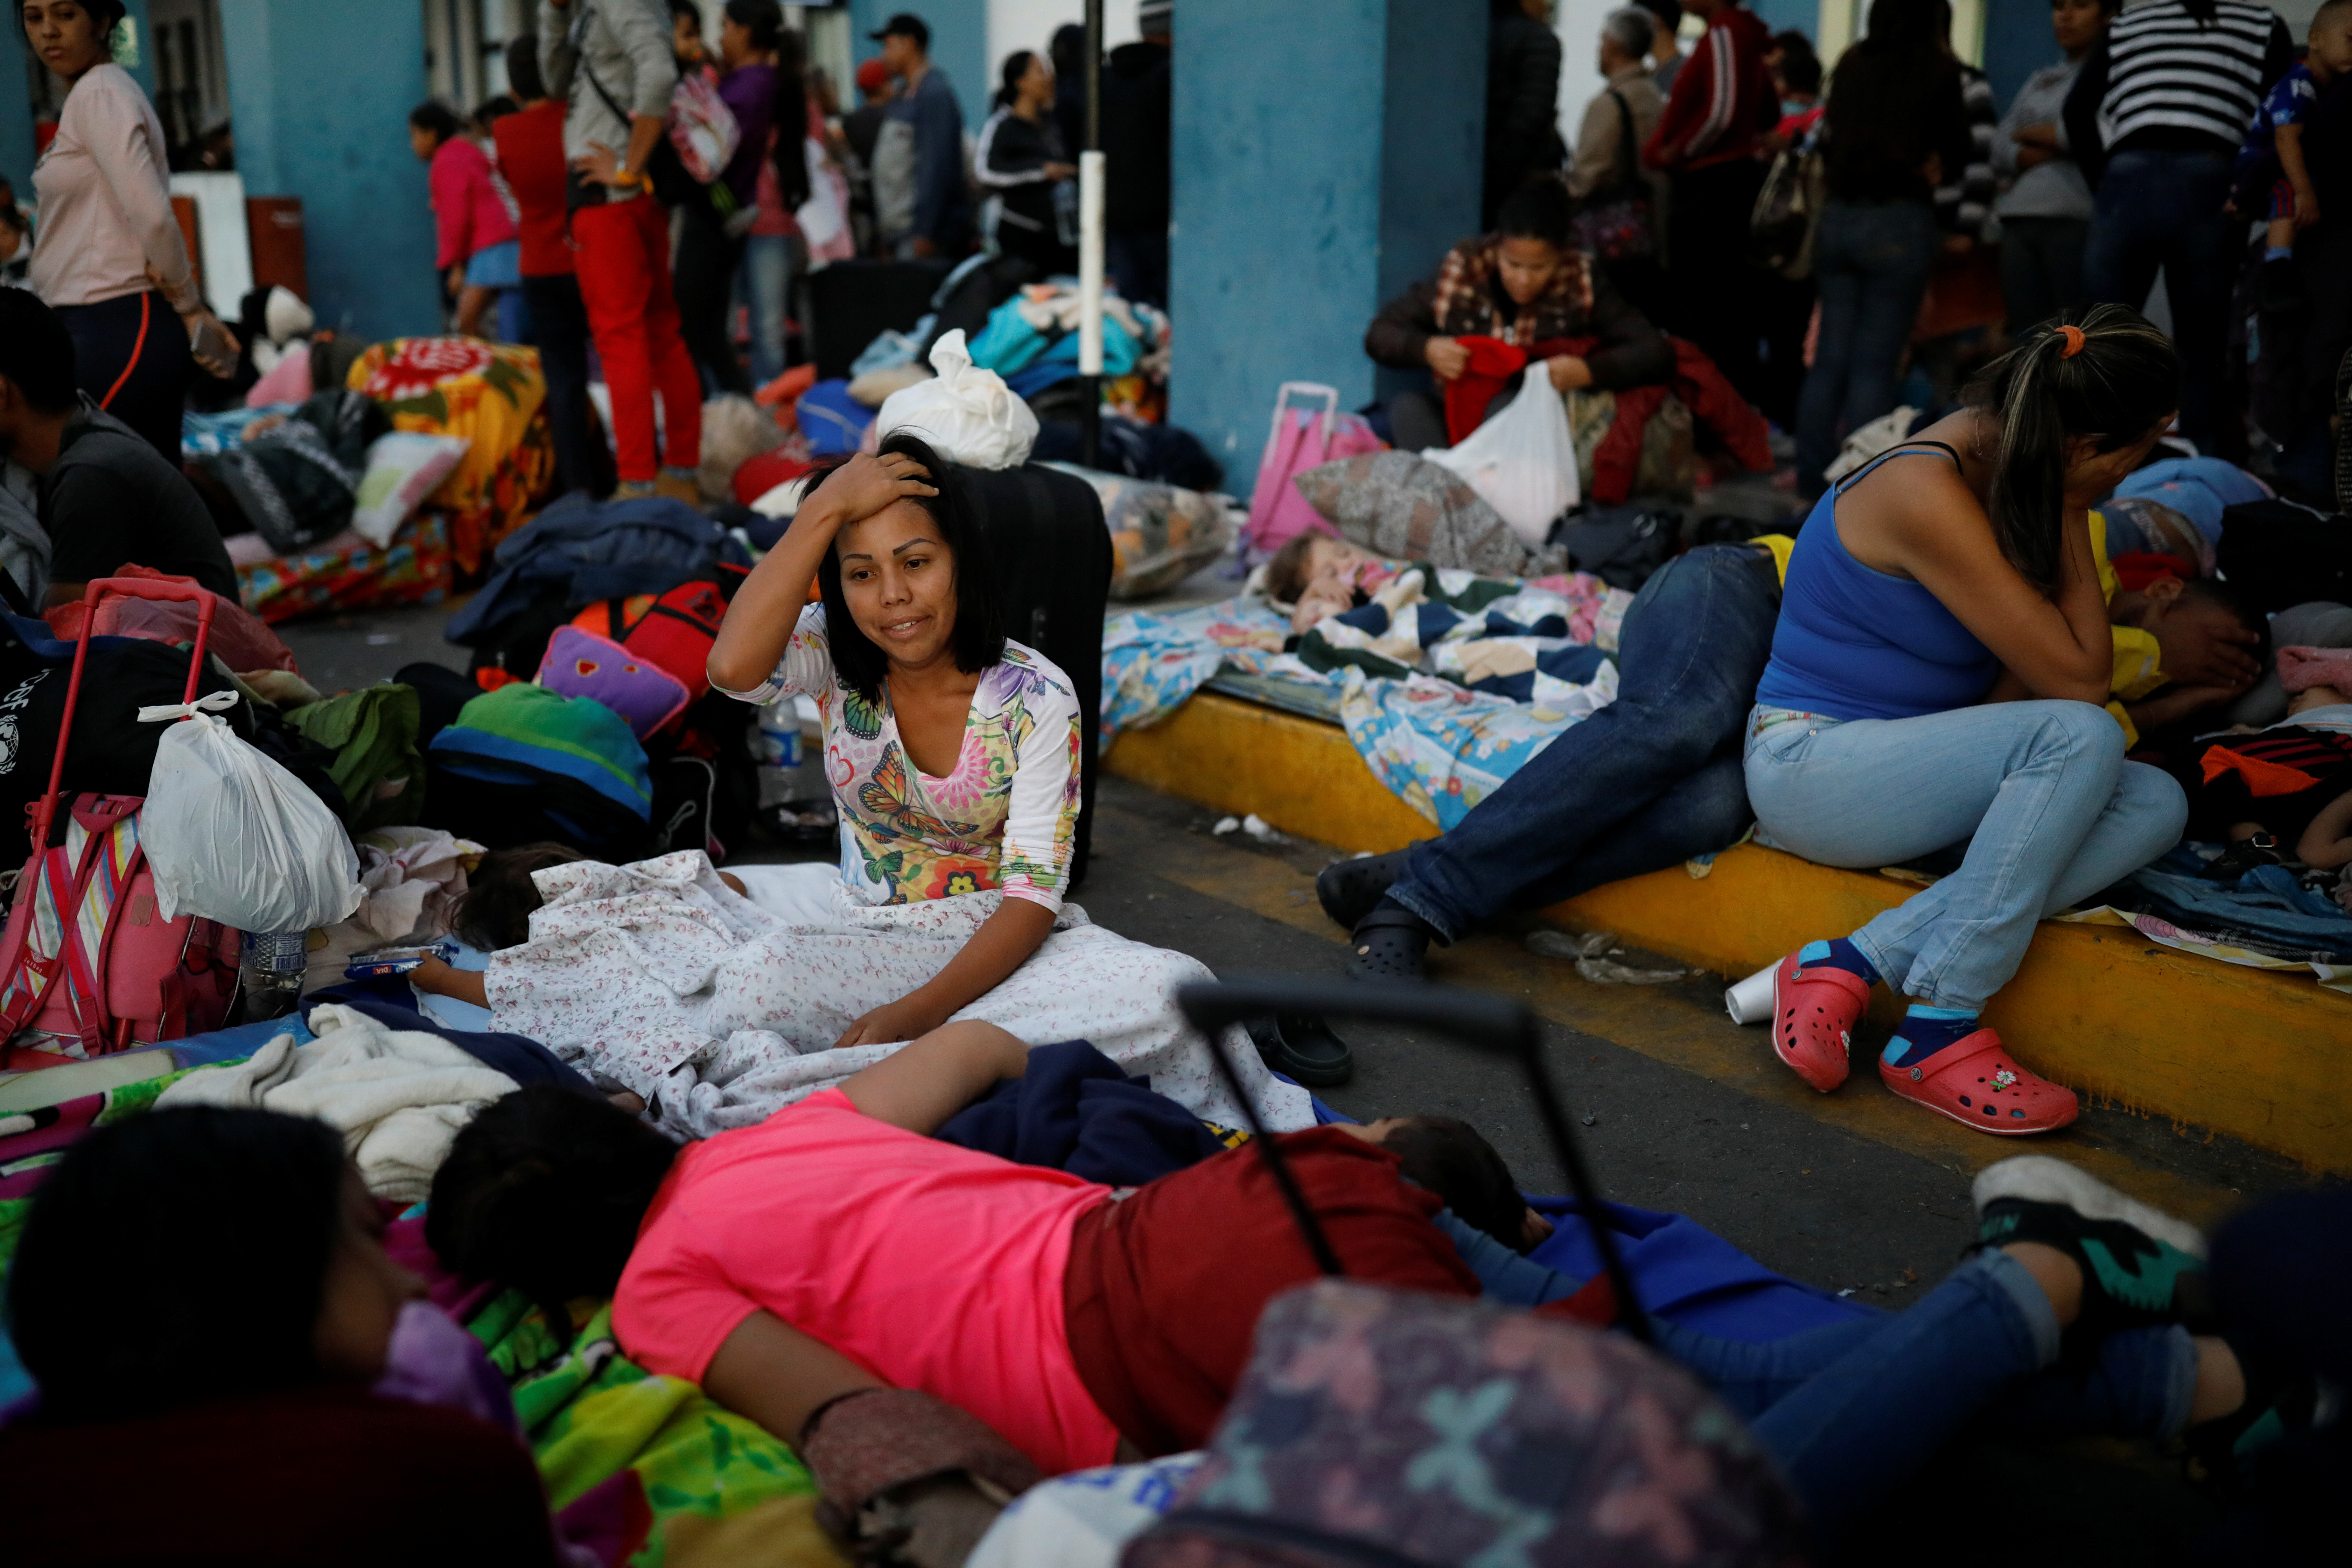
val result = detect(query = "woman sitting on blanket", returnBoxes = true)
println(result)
[1364,177,1673,455]
[1746,306,2190,1136]
[413,435,1312,1139]
[429,1021,2257,1552]
[1,1107,568,1565]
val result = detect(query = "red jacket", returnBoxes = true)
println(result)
[1642,6,1779,173]
[428,135,519,271]
[492,102,574,278]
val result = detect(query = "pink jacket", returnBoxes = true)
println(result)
[429,136,519,270]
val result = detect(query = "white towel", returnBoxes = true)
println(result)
[156,1003,516,1202]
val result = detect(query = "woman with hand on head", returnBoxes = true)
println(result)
[1747,306,2190,1136]
[415,433,1316,1140]
[20,0,238,463]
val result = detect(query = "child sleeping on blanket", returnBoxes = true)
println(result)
[2191,646,2352,880]
[412,845,1312,1142]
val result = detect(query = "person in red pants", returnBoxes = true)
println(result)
[541,0,703,504]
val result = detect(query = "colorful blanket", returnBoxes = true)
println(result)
[348,338,556,576]
[1102,566,1629,827]
[235,512,454,624]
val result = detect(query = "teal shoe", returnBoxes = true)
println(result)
[1972,1156,2213,1336]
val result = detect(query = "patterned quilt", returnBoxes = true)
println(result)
[1101,565,1633,828]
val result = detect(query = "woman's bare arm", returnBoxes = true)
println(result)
[2297,789,2352,870]
[837,1020,1031,1134]
[1857,469,2112,704]
[706,452,937,694]
[703,1308,887,1447]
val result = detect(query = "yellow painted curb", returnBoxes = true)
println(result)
[1106,691,2352,1172]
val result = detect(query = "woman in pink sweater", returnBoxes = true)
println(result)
[409,102,523,341]
[23,0,238,462]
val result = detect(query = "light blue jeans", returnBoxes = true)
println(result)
[1742,700,2187,1010]
[735,232,798,389]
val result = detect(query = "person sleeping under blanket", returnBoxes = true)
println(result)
[2189,644,2352,880]
[428,1021,2261,1555]
[412,843,1310,1141]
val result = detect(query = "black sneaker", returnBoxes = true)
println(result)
[2184,1345,2324,1497]
[1246,1013,1354,1088]
[1973,1156,2212,1337]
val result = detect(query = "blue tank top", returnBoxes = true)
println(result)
[1752,444,2000,722]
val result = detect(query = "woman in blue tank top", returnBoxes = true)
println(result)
[1743,307,2188,1136]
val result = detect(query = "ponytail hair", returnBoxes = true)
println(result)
[1966,304,2179,592]
[997,50,1037,111]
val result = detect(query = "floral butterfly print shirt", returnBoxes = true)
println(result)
[727,604,1084,911]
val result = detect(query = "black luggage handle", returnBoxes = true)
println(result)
[1177,975,1650,1342]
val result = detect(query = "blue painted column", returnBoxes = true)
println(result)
[850,0,990,132]
[1980,0,2058,110]
[1170,0,1485,499]
[1747,0,1815,41]
[218,0,439,342]
[1,30,34,200]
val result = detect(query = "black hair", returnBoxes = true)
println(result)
[2176,574,2264,640]
[428,1085,681,1338]
[408,100,464,147]
[1049,22,1088,79]
[1857,0,1948,53]
[8,1107,347,1422]
[17,0,125,56]
[2182,0,2218,25]
[724,1,810,210]
[1384,1117,1532,1254]
[1966,304,2180,593]
[474,94,520,130]
[669,0,704,29]
[1771,31,1821,95]
[997,49,1038,111]
[0,288,79,414]
[506,34,547,103]
[1265,531,1325,604]
[453,842,585,950]
[1495,176,1575,248]
[815,431,1006,704]
[1637,0,1683,31]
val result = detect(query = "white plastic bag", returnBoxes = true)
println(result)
[875,328,1040,470]
[140,697,364,933]
[1423,368,1580,550]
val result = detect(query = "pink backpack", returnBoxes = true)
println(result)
[535,624,692,741]
[0,579,242,1064]
[1243,382,1387,559]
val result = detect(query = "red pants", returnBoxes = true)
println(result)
[570,194,702,484]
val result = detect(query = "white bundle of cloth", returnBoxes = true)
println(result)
[155,1003,516,1202]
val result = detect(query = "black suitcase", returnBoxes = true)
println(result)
[958,462,1112,889]
[806,258,953,381]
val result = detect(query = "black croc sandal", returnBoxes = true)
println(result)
[1247,1013,1356,1087]
[1316,848,1414,931]
[1346,904,1433,981]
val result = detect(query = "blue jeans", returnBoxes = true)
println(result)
[737,232,797,389]
[1441,1214,2198,1542]
[1743,701,2188,1009]
[2082,150,2240,455]
[1795,201,1939,493]
[1386,544,1782,943]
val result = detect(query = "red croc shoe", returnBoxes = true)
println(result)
[1770,951,1865,1092]
[1880,1029,2079,1134]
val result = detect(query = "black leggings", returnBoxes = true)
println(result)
[520,272,615,498]
[55,290,191,465]
[673,198,750,397]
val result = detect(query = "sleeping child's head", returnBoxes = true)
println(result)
[2109,573,2263,650]
[452,843,586,951]
[2281,645,2352,715]
[1266,533,1393,633]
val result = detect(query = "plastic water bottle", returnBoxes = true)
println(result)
[241,930,308,1020]
[753,698,813,810]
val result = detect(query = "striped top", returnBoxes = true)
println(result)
[2091,0,2292,155]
